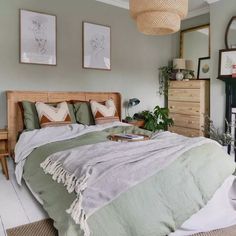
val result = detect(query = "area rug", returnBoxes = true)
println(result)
[192,224,236,236]
[6,219,57,236]
[6,219,236,236]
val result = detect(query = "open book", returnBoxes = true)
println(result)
[113,134,145,140]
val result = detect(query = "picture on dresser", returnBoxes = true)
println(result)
[219,49,236,77]
[197,57,211,79]
[83,22,111,70]
[20,9,57,65]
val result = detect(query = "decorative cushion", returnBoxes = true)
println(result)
[19,101,40,130]
[90,99,119,124]
[35,102,72,128]
[72,101,95,125]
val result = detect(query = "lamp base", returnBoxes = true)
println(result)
[176,71,184,81]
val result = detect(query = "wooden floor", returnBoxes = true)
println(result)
[0,158,48,236]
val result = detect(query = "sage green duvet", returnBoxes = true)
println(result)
[22,126,235,236]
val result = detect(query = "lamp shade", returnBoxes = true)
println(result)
[128,98,140,107]
[130,0,188,35]
[186,60,194,71]
[173,58,186,70]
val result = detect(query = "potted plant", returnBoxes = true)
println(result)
[136,106,173,132]
[204,116,234,152]
[158,65,173,96]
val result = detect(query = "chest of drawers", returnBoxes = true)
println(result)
[168,80,210,137]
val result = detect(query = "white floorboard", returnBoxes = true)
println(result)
[0,158,47,233]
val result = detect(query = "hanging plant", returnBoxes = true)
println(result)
[158,65,173,96]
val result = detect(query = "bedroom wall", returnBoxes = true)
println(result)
[210,0,236,128]
[0,0,173,128]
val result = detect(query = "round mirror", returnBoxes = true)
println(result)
[225,16,236,49]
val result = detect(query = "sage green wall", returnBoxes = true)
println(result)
[0,0,172,128]
[210,0,236,128]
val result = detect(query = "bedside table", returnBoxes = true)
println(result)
[123,119,145,128]
[0,129,9,180]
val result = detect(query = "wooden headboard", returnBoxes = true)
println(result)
[7,91,122,153]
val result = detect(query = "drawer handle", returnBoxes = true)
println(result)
[170,106,175,109]
[188,121,194,124]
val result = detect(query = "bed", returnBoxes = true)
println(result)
[7,90,236,236]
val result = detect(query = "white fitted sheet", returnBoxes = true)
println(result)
[170,175,236,236]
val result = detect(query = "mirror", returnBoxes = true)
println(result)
[180,24,210,77]
[225,17,236,49]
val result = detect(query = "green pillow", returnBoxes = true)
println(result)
[73,102,95,125]
[21,101,76,130]
[21,101,40,130]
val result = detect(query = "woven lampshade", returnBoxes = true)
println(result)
[173,58,186,70]
[185,60,194,71]
[130,0,188,35]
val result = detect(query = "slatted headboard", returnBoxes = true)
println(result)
[7,91,122,153]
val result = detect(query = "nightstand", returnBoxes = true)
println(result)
[0,129,9,180]
[123,119,145,128]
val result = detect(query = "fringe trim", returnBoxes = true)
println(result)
[40,158,91,236]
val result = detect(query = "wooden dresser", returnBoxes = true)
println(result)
[168,80,210,137]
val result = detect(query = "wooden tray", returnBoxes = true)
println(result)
[108,134,150,142]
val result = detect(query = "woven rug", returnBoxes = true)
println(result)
[6,219,236,236]
[6,219,58,236]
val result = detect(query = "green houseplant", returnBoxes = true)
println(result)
[158,65,173,96]
[138,106,173,132]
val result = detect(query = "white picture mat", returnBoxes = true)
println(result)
[20,9,56,65]
[83,22,111,70]
[199,58,211,79]
[220,50,236,76]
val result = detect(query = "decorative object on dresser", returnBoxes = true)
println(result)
[225,16,236,49]
[0,129,9,180]
[197,57,211,79]
[129,0,188,35]
[184,59,195,80]
[173,58,185,81]
[168,80,210,137]
[20,9,57,66]
[219,49,236,78]
[83,22,111,70]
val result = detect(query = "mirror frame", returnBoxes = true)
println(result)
[225,16,236,49]
[180,24,210,58]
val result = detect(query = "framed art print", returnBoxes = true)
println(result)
[20,9,57,65]
[83,22,111,70]
[197,57,211,79]
[219,49,236,77]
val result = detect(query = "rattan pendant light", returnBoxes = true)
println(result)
[130,0,188,35]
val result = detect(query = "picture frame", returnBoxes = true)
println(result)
[20,9,57,66]
[197,57,211,79]
[219,49,236,77]
[83,22,111,70]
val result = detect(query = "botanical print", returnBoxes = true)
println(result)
[83,22,111,70]
[20,10,56,65]
[220,50,236,76]
[198,57,211,79]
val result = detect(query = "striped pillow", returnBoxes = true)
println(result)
[35,102,72,128]
[90,99,119,125]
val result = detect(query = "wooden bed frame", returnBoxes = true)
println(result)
[7,91,122,153]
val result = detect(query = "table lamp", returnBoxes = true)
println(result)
[126,98,140,118]
[173,58,186,81]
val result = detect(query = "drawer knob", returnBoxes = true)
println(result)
[188,121,194,124]
[170,106,175,109]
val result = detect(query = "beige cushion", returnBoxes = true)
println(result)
[35,102,72,128]
[90,99,119,124]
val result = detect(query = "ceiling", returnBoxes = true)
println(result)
[96,0,221,19]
